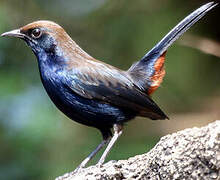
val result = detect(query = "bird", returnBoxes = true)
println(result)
[1,2,218,172]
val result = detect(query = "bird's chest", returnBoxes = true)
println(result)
[39,65,125,127]
[39,66,78,112]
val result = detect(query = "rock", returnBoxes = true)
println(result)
[56,120,220,180]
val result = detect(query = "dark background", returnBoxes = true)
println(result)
[0,0,219,179]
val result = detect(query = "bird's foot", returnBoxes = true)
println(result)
[96,158,105,168]
[73,166,83,174]
[96,162,103,168]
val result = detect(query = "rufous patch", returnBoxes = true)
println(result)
[148,51,166,95]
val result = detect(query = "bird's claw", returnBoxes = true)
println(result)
[73,166,83,174]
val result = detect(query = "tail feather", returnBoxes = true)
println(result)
[128,2,218,94]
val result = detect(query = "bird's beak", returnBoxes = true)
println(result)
[1,29,25,39]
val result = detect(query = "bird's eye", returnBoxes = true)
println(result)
[31,28,42,39]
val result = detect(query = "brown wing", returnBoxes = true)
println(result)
[65,62,168,120]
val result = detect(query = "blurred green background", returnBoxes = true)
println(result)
[0,0,219,179]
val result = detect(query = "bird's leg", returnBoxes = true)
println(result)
[97,124,123,166]
[74,138,110,172]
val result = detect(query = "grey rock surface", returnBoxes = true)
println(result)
[56,120,220,180]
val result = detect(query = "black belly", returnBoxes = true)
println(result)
[43,79,137,130]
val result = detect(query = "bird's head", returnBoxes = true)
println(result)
[1,20,87,64]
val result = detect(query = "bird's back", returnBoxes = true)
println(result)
[38,53,167,129]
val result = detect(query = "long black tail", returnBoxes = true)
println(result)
[128,2,218,94]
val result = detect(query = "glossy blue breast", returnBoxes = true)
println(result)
[37,55,136,129]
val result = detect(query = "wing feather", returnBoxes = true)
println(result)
[65,62,168,120]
